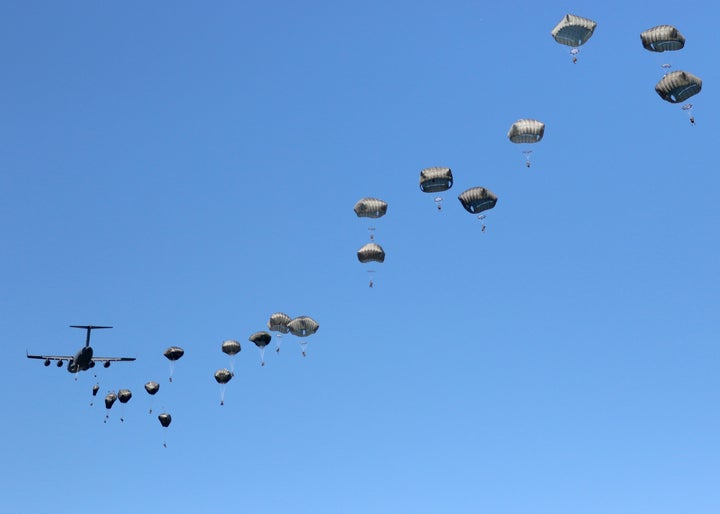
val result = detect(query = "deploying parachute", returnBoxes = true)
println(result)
[419,167,453,210]
[508,119,545,167]
[287,316,319,357]
[104,391,117,423]
[268,312,292,353]
[458,187,498,232]
[214,368,233,405]
[551,13,597,63]
[90,383,99,406]
[641,25,685,53]
[163,346,184,382]
[249,331,272,366]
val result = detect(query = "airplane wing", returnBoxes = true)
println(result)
[92,356,136,362]
[26,353,74,361]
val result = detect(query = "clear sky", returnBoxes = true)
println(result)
[2,1,719,513]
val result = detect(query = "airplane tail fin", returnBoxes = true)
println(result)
[70,325,113,347]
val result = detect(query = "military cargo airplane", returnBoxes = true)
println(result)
[27,325,136,373]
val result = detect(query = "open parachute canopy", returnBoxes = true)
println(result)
[458,187,498,214]
[551,13,597,47]
[158,413,172,427]
[267,312,291,333]
[117,389,132,404]
[419,167,453,193]
[655,71,702,103]
[357,243,385,263]
[641,25,686,52]
[105,392,117,409]
[221,339,241,356]
[144,381,160,395]
[214,368,233,384]
[287,316,319,337]
[163,346,184,361]
[249,331,272,348]
[353,198,388,219]
[508,119,545,144]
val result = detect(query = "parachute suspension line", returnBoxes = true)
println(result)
[219,385,226,406]
[260,346,266,367]
[570,48,579,64]
[682,103,695,125]
[299,339,308,357]
[168,362,175,383]
[434,197,443,211]
[368,227,376,241]
[523,150,533,168]
[367,269,376,288]
[275,333,283,353]
[661,63,672,75]
[478,214,487,233]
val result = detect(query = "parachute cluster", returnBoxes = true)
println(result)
[640,24,701,124]
[355,197,388,287]
[91,346,183,445]
[353,14,703,286]
[213,313,319,405]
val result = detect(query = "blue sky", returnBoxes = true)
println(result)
[2,1,719,513]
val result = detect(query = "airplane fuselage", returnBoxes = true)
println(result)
[68,346,94,373]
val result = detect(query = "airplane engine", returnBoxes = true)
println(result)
[44,359,51,366]
[56,360,63,367]
[89,361,96,368]
[103,361,111,368]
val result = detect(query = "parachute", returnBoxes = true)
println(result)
[268,312,291,353]
[551,14,597,62]
[221,339,241,371]
[118,389,132,403]
[144,381,160,395]
[508,119,545,167]
[90,383,100,406]
[104,391,117,423]
[144,381,160,413]
[458,187,498,214]
[353,198,388,219]
[221,340,241,356]
[214,368,233,405]
[158,412,172,447]
[655,70,702,103]
[158,413,172,427]
[458,187,498,232]
[104,392,117,410]
[163,346,184,382]
[508,119,545,144]
[249,331,272,366]
[420,167,453,210]
[641,25,685,52]
[287,316,319,357]
[117,389,132,422]
[357,243,385,263]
